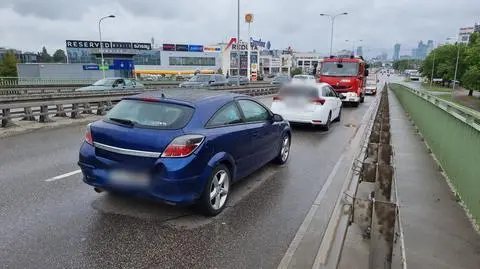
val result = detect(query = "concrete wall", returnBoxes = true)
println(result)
[17,63,115,79]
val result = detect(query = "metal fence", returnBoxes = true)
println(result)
[389,83,480,224]
[0,86,280,128]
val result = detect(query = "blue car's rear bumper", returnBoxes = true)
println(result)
[78,143,210,205]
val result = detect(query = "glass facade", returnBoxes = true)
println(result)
[133,51,161,65]
[169,56,215,66]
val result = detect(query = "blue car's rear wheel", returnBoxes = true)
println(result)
[198,164,230,216]
[274,134,291,164]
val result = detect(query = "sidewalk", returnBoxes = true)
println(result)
[388,90,480,268]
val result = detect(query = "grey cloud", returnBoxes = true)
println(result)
[3,0,101,20]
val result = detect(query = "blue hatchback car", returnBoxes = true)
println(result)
[78,90,291,215]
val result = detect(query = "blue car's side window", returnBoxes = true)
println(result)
[207,102,243,127]
[238,100,269,123]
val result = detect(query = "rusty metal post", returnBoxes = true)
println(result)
[39,105,53,123]
[82,102,93,114]
[71,103,81,119]
[22,107,36,121]
[1,108,16,127]
[96,101,106,115]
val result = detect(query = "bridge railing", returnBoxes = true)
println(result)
[389,83,480,225]
[0,86,279,128]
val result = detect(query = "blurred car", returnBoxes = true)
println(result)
[271,75,292,85]
[77,78,144,91]
[227,76,249,86]
[78,90,291,216]
[179,74,227,88]
[270,82,344,131]
[365,81,377,95]
[291,75,316,84]
[267,74,276,78]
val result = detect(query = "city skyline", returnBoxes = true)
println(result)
[1,0,479,56]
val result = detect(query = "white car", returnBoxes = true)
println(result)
[291,75,317,84]
[271,82,343,130]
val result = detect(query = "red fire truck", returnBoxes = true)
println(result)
[318,56,369,107]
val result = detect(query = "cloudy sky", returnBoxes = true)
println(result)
[0,0,478,58]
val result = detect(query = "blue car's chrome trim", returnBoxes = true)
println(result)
[93,142,161,158]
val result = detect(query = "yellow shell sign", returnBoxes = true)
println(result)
[245,13,253,23]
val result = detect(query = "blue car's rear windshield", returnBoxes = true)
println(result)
[105,99,194,129]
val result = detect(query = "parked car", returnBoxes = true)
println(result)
[227,76,249,86]
[77,77,144,91]
[271,75,292,85]
[78,90,291,216]
[270,83,344,130]
[179,74,227,88]
[291,75,316,84]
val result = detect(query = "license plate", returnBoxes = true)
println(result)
[109,170,149,187]
[348,98,356,101]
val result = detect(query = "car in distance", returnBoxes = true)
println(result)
[291,75,316,84]
[77,77,144,91]
[78,90,291,216]
[270,83,344,130]
[365,81,377,95]
[179,74,228,88]
[227,76,249,86]
[271,75,292,85]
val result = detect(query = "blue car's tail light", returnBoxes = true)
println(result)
[161,135,205,158]
[85,124,93,145]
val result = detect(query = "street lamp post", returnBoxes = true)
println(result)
[320,12,348,56]
[446,37,461,98]
[430,48,436,90]
[236,0,240,86]
[98,15,115,79]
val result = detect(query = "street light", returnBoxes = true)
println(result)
[446,37,461,98]
[236,0,240,86]
[98,14,115,78]
[429,41,436,90]
[345,39,362,56]
[320,12,348,56]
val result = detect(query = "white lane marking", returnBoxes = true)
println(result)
[45,169,81,182]
[277,154,344,269]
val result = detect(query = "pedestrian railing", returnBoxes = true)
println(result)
[389,83,480,225]
[0,86,279,128]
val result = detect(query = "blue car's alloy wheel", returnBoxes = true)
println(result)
[198,164,230,216]
[274,134,291,165]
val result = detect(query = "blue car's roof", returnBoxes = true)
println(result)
[132,89,245,105]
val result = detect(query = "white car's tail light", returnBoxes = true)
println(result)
[273,95,283,102]
[311,97,326,105]
[161,135,205,158]
[85,124,93,145]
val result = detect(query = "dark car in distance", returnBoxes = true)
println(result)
[179,74,228,88]
[227,76,249,86]
[78,90,291,216]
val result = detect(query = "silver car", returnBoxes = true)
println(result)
[77,77,145,91]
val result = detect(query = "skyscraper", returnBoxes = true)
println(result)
[356,46,363,57]
[427,40,434,53]
[393,43,400,61]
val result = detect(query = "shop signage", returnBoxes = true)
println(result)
[66,40,151,50]
[82,64,99,70]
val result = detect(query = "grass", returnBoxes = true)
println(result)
[437,94,480,115]
[421,83,452,92]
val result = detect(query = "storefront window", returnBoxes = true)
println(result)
[169,57,215,66]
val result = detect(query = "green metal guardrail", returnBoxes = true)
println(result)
[389,83,480,225]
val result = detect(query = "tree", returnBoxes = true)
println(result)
[290,67,302,77]
[461,66,480,96]
[0,50,18,77]
[421,44,467,86]
[216,68,223,74]
[52,49,67,63]
[37,46,52,63]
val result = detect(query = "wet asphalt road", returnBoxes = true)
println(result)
[0,95,375,269]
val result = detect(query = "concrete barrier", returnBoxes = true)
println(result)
[0,86,280,128]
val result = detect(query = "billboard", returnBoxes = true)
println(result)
[66,40,151,50]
